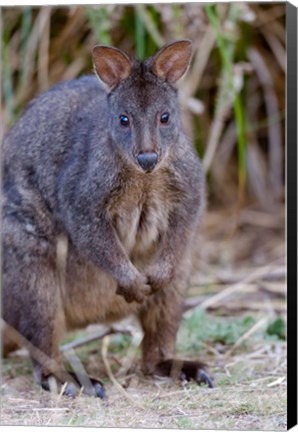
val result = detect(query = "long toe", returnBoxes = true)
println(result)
[196,369,214,388]
[64,382,79,397]
[93,382,107,399]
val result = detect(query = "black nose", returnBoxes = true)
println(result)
[137,152,158,172]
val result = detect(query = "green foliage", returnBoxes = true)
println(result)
[18,8,32,91]
[134,5,164,54]
[266,317,286,340]
[1,4,285,206]
[175,417,195,428]
[108,333,132,353]
[2,357,32,378]
[134,7,145,60]
[2,29,15,126]
[85,6,111,45]
[205,4,247,192]
[177,309,256,352]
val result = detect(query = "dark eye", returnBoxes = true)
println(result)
[160,112,170,124]
[119,114,130,127]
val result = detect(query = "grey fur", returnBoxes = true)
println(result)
[2,40,212,396]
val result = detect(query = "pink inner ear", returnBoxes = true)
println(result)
[152,41,192,83]
[93,46,133,89]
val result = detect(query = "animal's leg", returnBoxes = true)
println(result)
[139,281,213,388]
[2,229,105,398]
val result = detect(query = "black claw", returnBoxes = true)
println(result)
[39,372,106,398]
[40,379,50,392]
[93,382,107,399]
[154,359,214,388]
[64,382,78,398]
[196,369,214,388]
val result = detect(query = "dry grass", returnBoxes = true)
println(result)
[1,4,285,210]
[1,210,286,430]
[1,4,286,429]
[1,344,287,429]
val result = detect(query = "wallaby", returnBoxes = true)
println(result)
[2,40,212,398]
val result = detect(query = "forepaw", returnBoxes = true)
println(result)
[155,359,214,388]
[116,283,152,303]
[146,265,172,294]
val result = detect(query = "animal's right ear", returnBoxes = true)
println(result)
[92,46,133,90]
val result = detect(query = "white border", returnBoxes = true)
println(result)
[0,0,297,6]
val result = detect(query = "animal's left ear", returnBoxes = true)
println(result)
[151,40,192,84]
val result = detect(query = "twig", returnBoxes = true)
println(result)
[267,376,285,387]
[190,263,286,288]
[184,258,284,317]
[254,4,285,42]
[226,316,269,355]
[248,48,283,199]
[1,319,77,390]
[115,330,143,378]
[37,6,51,91]
[239,209,284,228]
[259,282,286,297]
[4,407,70,412]
[16,8,50,105]
[63,348,97,396]
[101,335,145,410]
[60,325,132,352]
[203,101,233,173]
[184,295,285,314]
[261,29,285,72]
[179,94,204,115]
[183,24,216,96]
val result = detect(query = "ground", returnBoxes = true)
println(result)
[1,206,286,429]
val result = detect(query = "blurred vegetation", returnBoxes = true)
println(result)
[1,3,285,210]
[177,308,286,353]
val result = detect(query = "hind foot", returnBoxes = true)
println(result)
[38,370,106,398]
[154,359,214,388]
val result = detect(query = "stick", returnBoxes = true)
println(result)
[101,335,145,410]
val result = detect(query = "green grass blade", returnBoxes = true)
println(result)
[135,4,164,48]
[2,30,15,127]
[134,7,145,60]
[205,4,247,193]
[85,6,111,45]
[18,7,32,93]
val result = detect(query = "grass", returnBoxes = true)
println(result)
[205,4,247,196]
[1,4,286,429]
[1,304,287,429]
[1,4,285,208]
[1,212,286,429]
[178,310,259,351]
[134,7,145,60]
[85,6,112,46]
[1,362,286,429]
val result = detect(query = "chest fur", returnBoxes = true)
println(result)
[108,176,175,259]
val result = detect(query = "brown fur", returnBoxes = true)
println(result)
[2,40,212,396]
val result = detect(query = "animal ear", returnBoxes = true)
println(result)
[151,40,192,83]
[92,46,133,90]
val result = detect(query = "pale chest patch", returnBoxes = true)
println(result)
[115,206,142,253]
[109,183,172,259]
[134,194,170,256]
